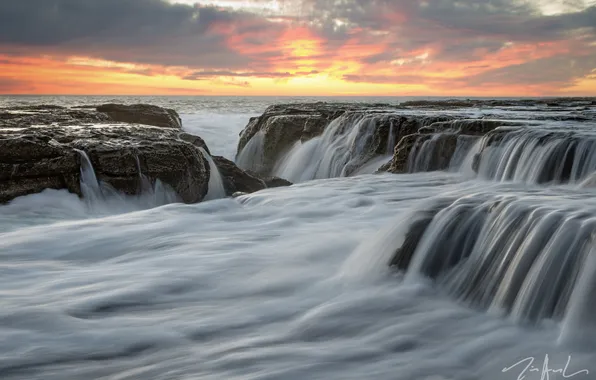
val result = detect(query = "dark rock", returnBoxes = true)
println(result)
[259,176,293,188]
[389,210,436,270]
[212,156,266,196]
[96,104,182,129]
[178,132,210,155]
[212,156,293,196]
[0,105,209,203]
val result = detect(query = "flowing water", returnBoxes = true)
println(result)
[1,96,596,380]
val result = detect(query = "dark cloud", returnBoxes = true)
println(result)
[0,77,31,93]
[465,54,596,86]
[0,0,284,69]
[0,0,595,92]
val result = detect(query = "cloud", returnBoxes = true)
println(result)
[0,0,285,69]
[182,69,319,80]
[0,0,595,94]
[0,77,31,93]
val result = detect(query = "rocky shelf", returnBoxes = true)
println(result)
[0,104,288,204]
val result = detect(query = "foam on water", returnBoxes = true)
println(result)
[3,97,596,380]
[1,174,595,379]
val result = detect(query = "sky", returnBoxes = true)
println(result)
[1,0,595,96]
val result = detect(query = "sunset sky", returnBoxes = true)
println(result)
[1,0,595,96]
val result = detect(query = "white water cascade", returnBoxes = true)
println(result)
[74,149,179,208]
[376,193,596,324]
[272,113,385,182]
[466,129,596,184]
[74,149,104,202]
[559,245,596,348]
[236,130,266,173]
[199,147,226,201]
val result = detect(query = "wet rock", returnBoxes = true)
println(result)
[212,156,292,196]
[237,104,348,175]
[212,156,267,196]
[258,176,293,188]
[96,103,182,129]
[0,105,209,203]
[178,132,210,155]
[389,210,437,270]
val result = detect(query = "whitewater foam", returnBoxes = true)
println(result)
[3,97,596,379]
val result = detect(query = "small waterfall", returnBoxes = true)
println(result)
[236,130,266,173]
[73,149,179,208]
[386,119,396,155]
[448,135,480,171]
[559,246,596,347]
[272,113,382,182]
[406,133,460,173]
[199,147,226,201]
[379,194,596,324]
[134,155,153,193]
[74,149,103,201]
[465,129,596,184]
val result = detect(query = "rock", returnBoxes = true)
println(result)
[212,156,267,196]
[212,156,293,196]
[389,210,436,270]
[236,103,360,175]
[96,103,182,129]
[179,132,210,155]
[0,105,209,203]
[260,176,293,188]
[237,102,533,179]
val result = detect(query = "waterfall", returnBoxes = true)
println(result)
[386,119,396,155]
[236,130,266,173]
[272,113,383,182]
[73,149,179,208]
[559,246,596,348]
[448,135,480,171]
[376,193,596,324]
[199,147,226,201]
[406,133,463,173]
[74,149,103,202]
[464,129,596,184]
[134,155,153,193]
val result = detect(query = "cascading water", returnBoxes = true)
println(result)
[74,149,104,202]
[134,155,153,193]
[386,119,396,155]
[378,193,596,325]
[73,149,179,208]
[466,129,596,184]
[272,113,385,182]
[236,130,266,173]
[199,147,226,201]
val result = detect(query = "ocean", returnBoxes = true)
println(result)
[1,96,595,380]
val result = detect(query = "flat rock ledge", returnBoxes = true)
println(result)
[1,104,290,204]
[0,105,208,204]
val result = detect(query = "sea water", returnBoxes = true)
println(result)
[0,96,595,380]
